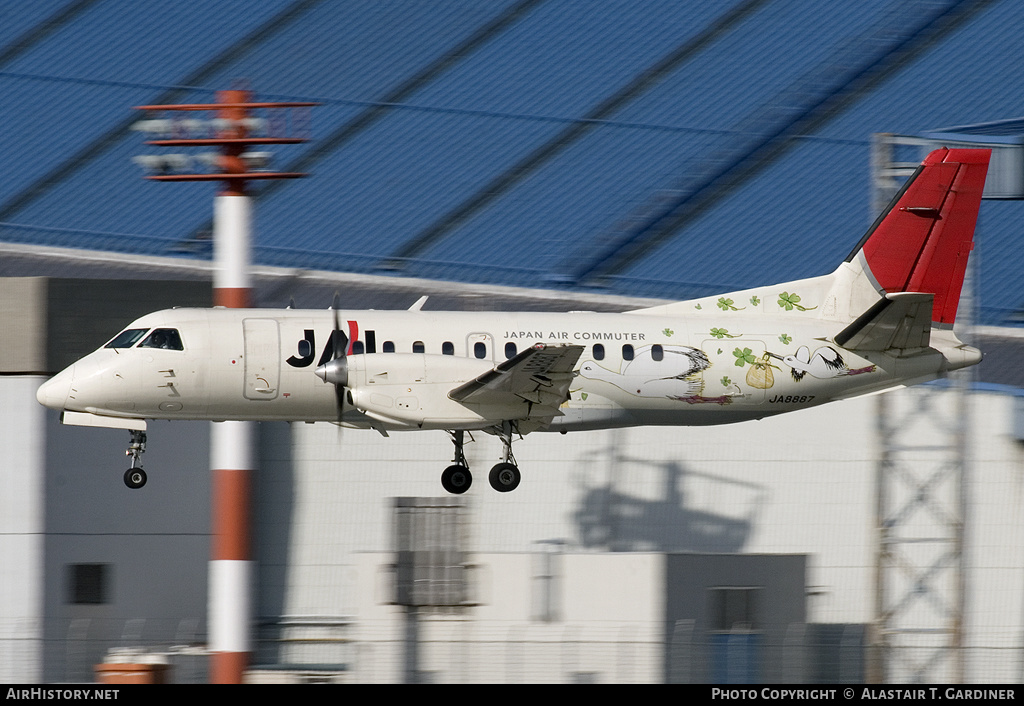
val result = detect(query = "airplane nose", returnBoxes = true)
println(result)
[36,366,74,410]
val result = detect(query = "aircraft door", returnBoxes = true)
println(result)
[243,318,281,400]
[466,332,494,362]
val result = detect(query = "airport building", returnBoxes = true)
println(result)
[2,1,1024,684]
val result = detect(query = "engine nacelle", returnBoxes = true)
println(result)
[344,353,495,428]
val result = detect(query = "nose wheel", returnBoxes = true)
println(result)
[124,430,148,489]
[124,467,148,489]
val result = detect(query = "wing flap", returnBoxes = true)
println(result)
[449,343,583,421]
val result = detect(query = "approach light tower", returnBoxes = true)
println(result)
[133,87,316,684]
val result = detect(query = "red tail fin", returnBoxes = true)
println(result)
[847,148,989,327]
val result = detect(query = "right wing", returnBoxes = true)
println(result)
[448,343,584,426]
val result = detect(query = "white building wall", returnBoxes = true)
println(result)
[0,376,46,683]
[258,387,1023,683]
[964,391,1024,682]
[339,551,663,683]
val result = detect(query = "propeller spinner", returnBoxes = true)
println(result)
[315,299,353,423]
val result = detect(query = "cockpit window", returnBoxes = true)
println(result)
[105,328,149,349]
[138,328,184,351]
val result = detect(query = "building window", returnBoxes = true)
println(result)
[531,542,562,622]
[68,564,110,605]
[709,587,759,631]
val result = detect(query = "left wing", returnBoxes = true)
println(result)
[448,343,584,428]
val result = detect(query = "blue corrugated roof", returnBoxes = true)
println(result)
[0,0,1021,325]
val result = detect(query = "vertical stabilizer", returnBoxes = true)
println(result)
[844,147,989,328]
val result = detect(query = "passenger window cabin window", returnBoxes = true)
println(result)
[505,342,517,359]
[474,342,487,359]
[442,341,455,355]
[622,344,634,361]
[138,328,183,350]
[651,344,664,361]
[105,328,149,349]
[413,341,425,353]
[593,344,605,360]
[383,341,395,353]
[351,341,365,355]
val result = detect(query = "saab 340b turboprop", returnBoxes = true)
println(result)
[36,148,989,494]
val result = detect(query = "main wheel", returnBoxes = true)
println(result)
[441,464,472,494]
[488,462,521,492]
[124,468,147,490]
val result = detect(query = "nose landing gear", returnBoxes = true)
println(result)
[124,430,148,489]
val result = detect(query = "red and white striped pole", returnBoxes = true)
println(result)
[133,88,315,684]
[209,420,254,682]
[209,88,255,684]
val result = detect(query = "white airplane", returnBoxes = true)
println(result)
[36,148,989,494]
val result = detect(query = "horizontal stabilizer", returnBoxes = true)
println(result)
[834,292,933,353]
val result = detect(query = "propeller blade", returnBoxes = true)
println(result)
[329,292,347,428]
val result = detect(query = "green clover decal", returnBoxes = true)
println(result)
[720,376,732,387]
[717,297,744,311]
[750,295,761,306]
[778,292,817,312]
[695,303,702,310]
[733,347,757,367]
[710,327,741,339]
[779,333,792,345]
[662,328,674,337]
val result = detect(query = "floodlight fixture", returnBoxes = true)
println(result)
[132,90,318,189]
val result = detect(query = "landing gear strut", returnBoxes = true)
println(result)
[124,430,147,489]
[488,422,521,493]
[441,430,472,494]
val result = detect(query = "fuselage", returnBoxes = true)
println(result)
[35,305,967,433]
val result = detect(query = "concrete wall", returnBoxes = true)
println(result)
[0,277,213,683]
[0,377,46,682]
[255,387,1024,683]
[0,277,211,375]
[40,415,211,683]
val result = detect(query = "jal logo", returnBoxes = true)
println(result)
[286,321,359,368]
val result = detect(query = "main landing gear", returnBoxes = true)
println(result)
[440,424,522,495]
[441,430,472,494]
[123,430,147,489]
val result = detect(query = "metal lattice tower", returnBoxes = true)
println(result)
[869,134,972,683]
